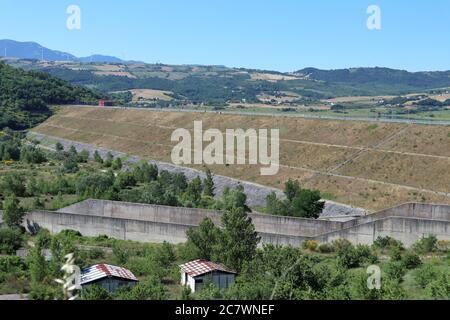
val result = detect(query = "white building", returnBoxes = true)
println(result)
[180,259,237,293]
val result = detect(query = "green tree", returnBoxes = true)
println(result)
[1,172,26,196]
[55,142,64,152]
[132,162,158,183]
[0,227,23,254]
[94,150,103,164]
[203,168,215,197]
[104,152,114,168]
[27,241,47,284]
[265,192,290,216]
[290,189,324,219]
[284,179,301,202]
[216,185,250,212]
[186,218,221,260]
[20,145,47,164]
[183,177,203,207]
[77,149,90,163]
[219,208,260,272]
[62,154,79,173]
[112,157,123,170]
[3,195,25,228]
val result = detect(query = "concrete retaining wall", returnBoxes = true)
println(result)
[26,200,450,247]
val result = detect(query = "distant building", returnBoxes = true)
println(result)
[99,99,114,107]
[180,259,237,293]
[81,264,138,293]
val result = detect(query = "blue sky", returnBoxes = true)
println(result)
[0,0,449,71]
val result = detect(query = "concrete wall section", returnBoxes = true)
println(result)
[57,199,344,237]
[26,200,450,247]
[317,217,450,247]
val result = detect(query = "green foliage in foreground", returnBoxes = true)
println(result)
[0,223,448,300]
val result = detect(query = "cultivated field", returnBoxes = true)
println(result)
[32,107,450,211]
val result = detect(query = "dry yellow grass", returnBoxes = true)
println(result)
[429,93,450,102]
[325,96,394,104]
[129,89,173,102]
[33,107,450,211]
[93,71,136,78]
[93,65,124,72]
[249,72,299,82]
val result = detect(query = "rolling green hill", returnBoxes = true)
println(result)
[6,58,450,103]
[0,62,102,130]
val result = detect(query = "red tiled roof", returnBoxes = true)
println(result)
[180,259,236,278]
[81,264,138,285]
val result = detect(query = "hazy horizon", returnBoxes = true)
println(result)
[1,1,449,72]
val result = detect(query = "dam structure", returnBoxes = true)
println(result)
[23,200,450,247]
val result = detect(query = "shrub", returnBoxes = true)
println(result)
[87,248,105,260]
[389,245,403,262]
[337,245,361,269]
[401,252,422,269]
[355,245,378,264]
[337,244,377,269]
[331,239,352,251]
[437,240,450,252]
[303,240,318,252]
[0,228,23,254]
[414,264,439,288]
[413,235,438,254]
[114,277,167,300]
[373,236,403,250]
[76,150,89,163]
[384,261,406,283]
[81,285,112,300]
[58,229,82,239]
[0,255,25,273]
[29,284,60,300]
[317,243,335,254]
[112,242,130,264]
[425,272,450,299]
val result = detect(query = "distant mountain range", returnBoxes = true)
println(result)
[2,39,450,100]
[0,39,127,63]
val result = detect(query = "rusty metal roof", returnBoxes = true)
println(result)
[179,259,236,278]
[81,264,138,285]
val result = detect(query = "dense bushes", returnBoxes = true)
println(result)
[336,242,378,269]
[0,228,23,254]
[0,62,102,130]
[413,235,438,254]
